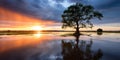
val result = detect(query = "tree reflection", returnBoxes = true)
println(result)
[97,32,103,35]
[61,35,103,60]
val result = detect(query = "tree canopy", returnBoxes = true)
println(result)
[61,3,103,33]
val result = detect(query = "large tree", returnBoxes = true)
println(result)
[62,3,103,35]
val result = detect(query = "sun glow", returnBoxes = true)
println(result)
[31,26,42,30]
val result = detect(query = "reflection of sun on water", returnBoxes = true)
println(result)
[33,32,42,38]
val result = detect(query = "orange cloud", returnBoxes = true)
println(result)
[0,7,57,30]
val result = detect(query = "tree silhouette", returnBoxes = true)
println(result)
[97,28,103,35]
[62,3,103,35]
[97,28,103,32]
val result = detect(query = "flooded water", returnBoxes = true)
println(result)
[0,32,120,60]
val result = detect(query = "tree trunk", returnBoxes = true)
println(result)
[74,21,80,36]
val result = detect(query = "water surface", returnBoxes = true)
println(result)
[0,32,120,60]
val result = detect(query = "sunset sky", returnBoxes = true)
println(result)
[0,0,120,31]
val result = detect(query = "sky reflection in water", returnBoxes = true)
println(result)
[0,32,120,60]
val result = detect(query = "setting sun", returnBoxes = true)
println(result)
[31,26,42,30]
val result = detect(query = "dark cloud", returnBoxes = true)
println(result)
[91,0,120,9]
[0,0,65,22]
[67,0,120,9]
[68,0,85,3]
[0,0,120,24]
[53,0,64,3]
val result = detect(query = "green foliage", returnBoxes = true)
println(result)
[62,3,103,29]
